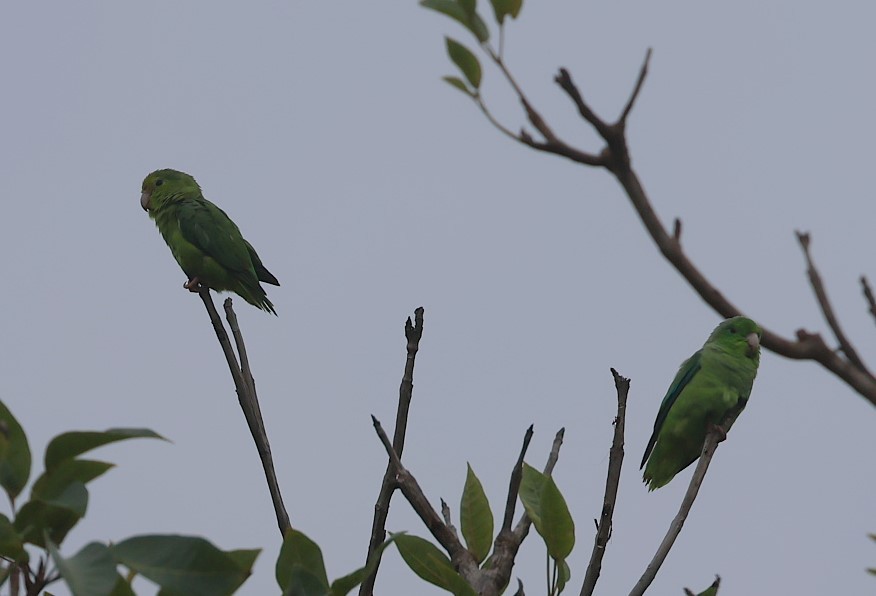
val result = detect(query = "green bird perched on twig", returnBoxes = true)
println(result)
[641,316,762,490]
[141,169,280,314]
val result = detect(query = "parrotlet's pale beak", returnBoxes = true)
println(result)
[141,190,151,211]
[746,332,760,356]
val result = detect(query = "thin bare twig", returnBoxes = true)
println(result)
[580,368,629,596]
[475,95,521,142]
[861,276,876,327]
[795,232,868,372]
[618,49,652,124]
[223,298,290,535]
[486,429,565,594]
[501,425,534,533]
[371,416,480,582]
[440,498,460,541]
[360,307,425,596]
[628,429,723,596]
[199,290,291,536]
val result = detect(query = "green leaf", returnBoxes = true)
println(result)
[109,575,136,596]
[420,0,490,42]
[45,429,165,472]
[687,575,721,596]
[329,535,396,596]
[393,533,476,596]
[0,513,26,562]
[519,463,575,560]
[556,558,571,593]
[489,0,522,23]
[0,400,32,501]
[282,568,329,596]
[111,535,257,596]
[442,76,475,97]
[518,463,546,527]
[460,463,492,564]
[445,38,482,89]
[15,482,88,547]
[32,459,115,500]
[49,541,120,596]
[276,529,329,593]
[226,548,261,574]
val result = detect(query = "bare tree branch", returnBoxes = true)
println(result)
[860,276,876,327]
[628,428,723,596]
[371,416,480,581]
[222,298,290,535]
[199,290,291,536]
[474,47,876,406]
[501,425,534,533]
[360,307,425,596]
[580,368,629,596]
[795,232,869,373]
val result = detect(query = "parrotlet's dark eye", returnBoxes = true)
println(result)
[729,327,737,334]
[155,179,164,187]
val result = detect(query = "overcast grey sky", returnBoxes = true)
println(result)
[2,2,875,594]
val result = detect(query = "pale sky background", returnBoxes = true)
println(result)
[2,2,875,595]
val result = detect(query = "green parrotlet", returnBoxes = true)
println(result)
[141,169,279,314]
[641,316,762,490]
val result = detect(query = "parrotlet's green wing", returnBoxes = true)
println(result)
[176,199,255,277]
[244,239,280,285]
[640,351,702,469]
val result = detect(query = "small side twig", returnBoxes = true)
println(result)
[371,416,479,580]
[440,498,459,541]
[861,276,876,327]
[199,290,291,536]
[580,368,629,596]
[628,428,724,596]
[360,307,425,596]
[796,232,868,373]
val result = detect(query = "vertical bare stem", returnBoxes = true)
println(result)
[360,307,425,596]
[199,290,291,536]
[580,368,629,596]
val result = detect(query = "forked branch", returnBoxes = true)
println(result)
[473,47,876,406]
[360,307,425,596]
[198,290,291,536]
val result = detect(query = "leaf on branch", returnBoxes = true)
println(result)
[489,0,523,24]
[421,0,490,42]
[445,37,482,89]
[329,535,396,595]
[0,400,31,502]
[460,463,493,564]
[393,533,477,596]
[15,482,88,547]
[442,76,476,97]
[684,574,721,596]
[111,535,258,596]
[49,541,127,596]
[518,463,575,561]
[0,513,26,562]
[276,529,329,593]
[44,428,166,472]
